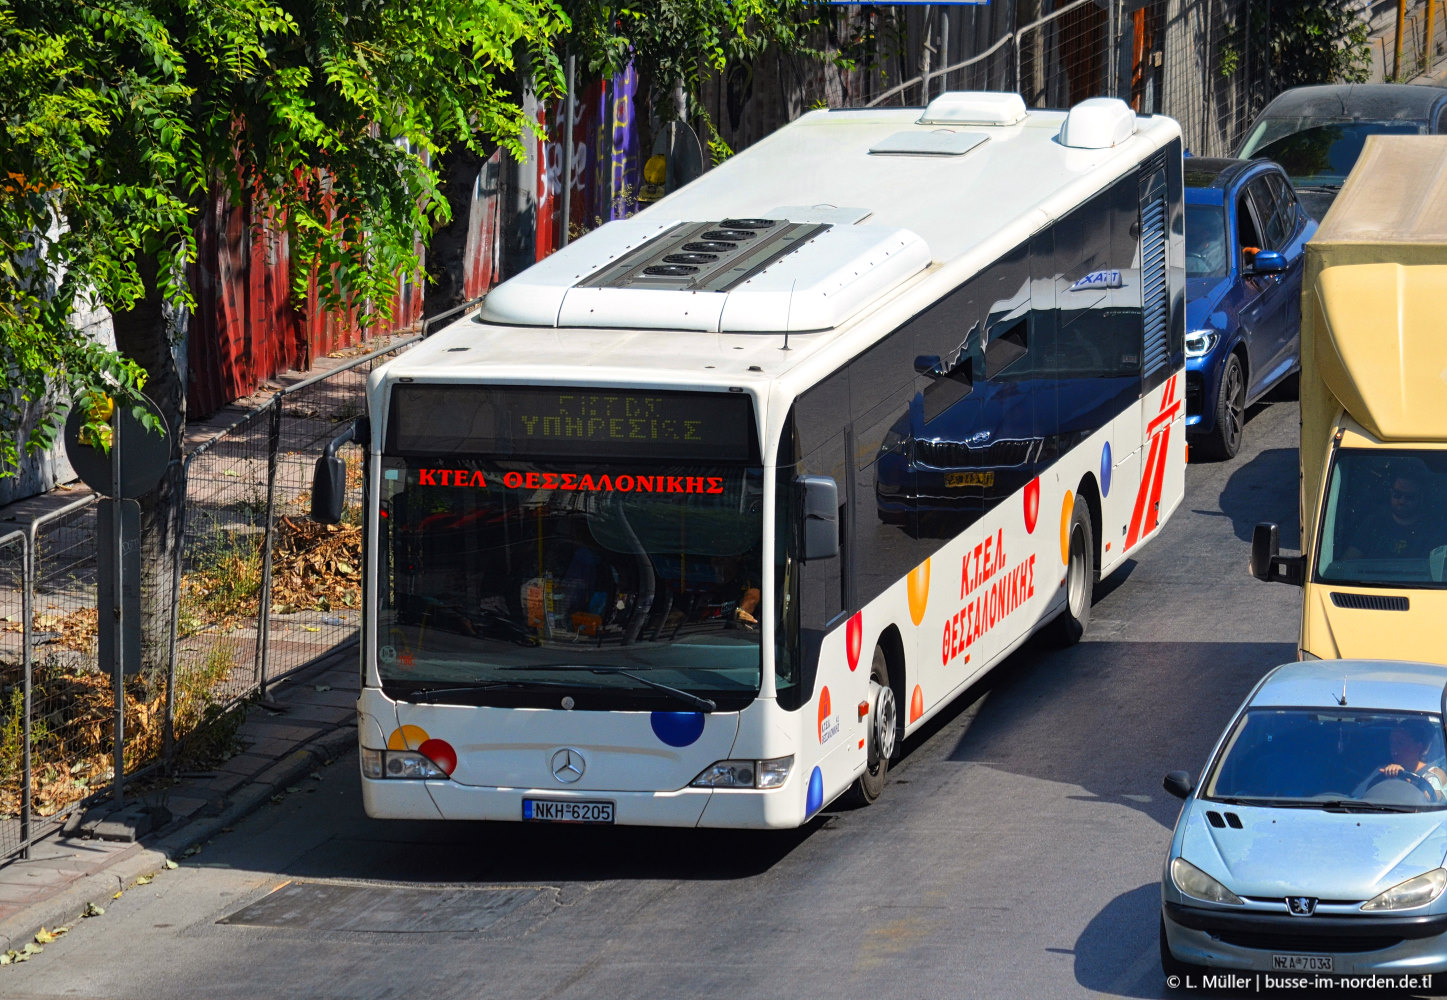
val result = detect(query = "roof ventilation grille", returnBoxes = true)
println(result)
[579,219,830,293]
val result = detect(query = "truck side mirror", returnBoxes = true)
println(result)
[797,475,839,562]
[1250,521,1304,586]
[311,416,369,525]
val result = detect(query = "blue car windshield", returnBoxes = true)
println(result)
[1185,205,1228,278]
[1240,120,1426,188]
[1205,708,1447,809]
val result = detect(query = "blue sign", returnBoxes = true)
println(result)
[1069,270,1123,292]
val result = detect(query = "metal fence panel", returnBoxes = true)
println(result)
[0,529,29,863]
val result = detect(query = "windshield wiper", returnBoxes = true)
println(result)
[506,665,717,712]
[1294,183,1342,191]
[393,679,576,704]
[1316,799,1419,813]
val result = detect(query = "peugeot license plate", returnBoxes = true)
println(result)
[1272,954,1333,972]
[945,471,993,488]
[523,799,615,823]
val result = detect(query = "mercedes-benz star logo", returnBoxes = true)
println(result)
[1286,896,1318,916]
[550,748,585,784]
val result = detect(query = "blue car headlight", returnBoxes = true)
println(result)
[1185,329,1220,358]
[1171,857,1244,905]
[1361,869,1447,911]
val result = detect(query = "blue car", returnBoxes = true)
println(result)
[1184,158,1317,460]
[1161,660,1447,980]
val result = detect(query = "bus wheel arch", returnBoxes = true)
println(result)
[874,624,907,757]
[1074,473,1103,583]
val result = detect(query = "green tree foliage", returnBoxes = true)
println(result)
[0,0,568,474]
[1261,0,1371,91]
[560,0,828,161]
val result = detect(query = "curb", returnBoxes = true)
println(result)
[0,724,357,955]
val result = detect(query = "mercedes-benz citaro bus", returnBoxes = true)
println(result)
[310,92,1187,829]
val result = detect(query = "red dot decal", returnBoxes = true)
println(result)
[910,685,924,723]
[418,738,457,775]
[1023,477,1041,534]
[846,612,862,671]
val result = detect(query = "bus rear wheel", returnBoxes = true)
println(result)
[844,647,897,806]
[1049,496,1094,646]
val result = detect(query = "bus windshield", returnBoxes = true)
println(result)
[1315,449,1447,588]
[377,457,765,709]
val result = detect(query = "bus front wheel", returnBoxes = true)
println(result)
[1049,497,1094,646]
[845,647,897,806]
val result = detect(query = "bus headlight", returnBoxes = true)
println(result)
[691,755,794,789]
[1185,329,1219,358]
[361,747,449,780]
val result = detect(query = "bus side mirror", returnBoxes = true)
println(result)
[1250,522,1304,586]
[311,416,369,525]
[797,475,839,561]
[312,455,347,525]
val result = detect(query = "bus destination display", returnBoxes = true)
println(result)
[387,385,757,461]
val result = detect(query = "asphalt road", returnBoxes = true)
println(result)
[7,399,1313,1000]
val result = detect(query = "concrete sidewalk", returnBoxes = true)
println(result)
[0,645,359,955]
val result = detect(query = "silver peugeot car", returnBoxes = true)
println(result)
[1161,660,1447,979]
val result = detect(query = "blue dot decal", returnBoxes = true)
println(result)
[1100,440,1113,497]
[805,766,824,817]
[650,711,705,748]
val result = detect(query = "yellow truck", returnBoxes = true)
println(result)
[1251,134,1447,661]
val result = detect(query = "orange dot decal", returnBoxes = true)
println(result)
[909,685,924,723]
[907,559,930,626]
[387,725,428,750]
[1059,490,1074,566]
[818,686,832,743]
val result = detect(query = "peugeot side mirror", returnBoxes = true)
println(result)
[1249,250,1286,275]
[1163,770,1195,800]
[797,475,839,561]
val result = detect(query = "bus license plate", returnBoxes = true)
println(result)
[523,799,615,824]
[1272,954,1333,972]
[945,471,993,488]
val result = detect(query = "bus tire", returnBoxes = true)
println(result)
[1049,496,1094,646]
[844,647,897,806]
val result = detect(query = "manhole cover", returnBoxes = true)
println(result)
[219,882,544,933]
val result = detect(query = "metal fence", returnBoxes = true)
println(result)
[0,301,479,864]
[863,0,1447,158]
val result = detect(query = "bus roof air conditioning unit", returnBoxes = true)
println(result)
[1059,98,1137,149]
[480,217,930,334]
[917,91,1027,126]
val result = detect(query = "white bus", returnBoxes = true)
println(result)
[312,92,1186,829]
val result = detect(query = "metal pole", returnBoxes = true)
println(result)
[561,52,576,248]
[1397,0,1407,80]
[1426,0,1438,73]
[940,9,950,98]
[110,406,124,807]
[20,530,33,858]
[255,399,282,697]
[1107,0,1119,99]
[164,457,188,770]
